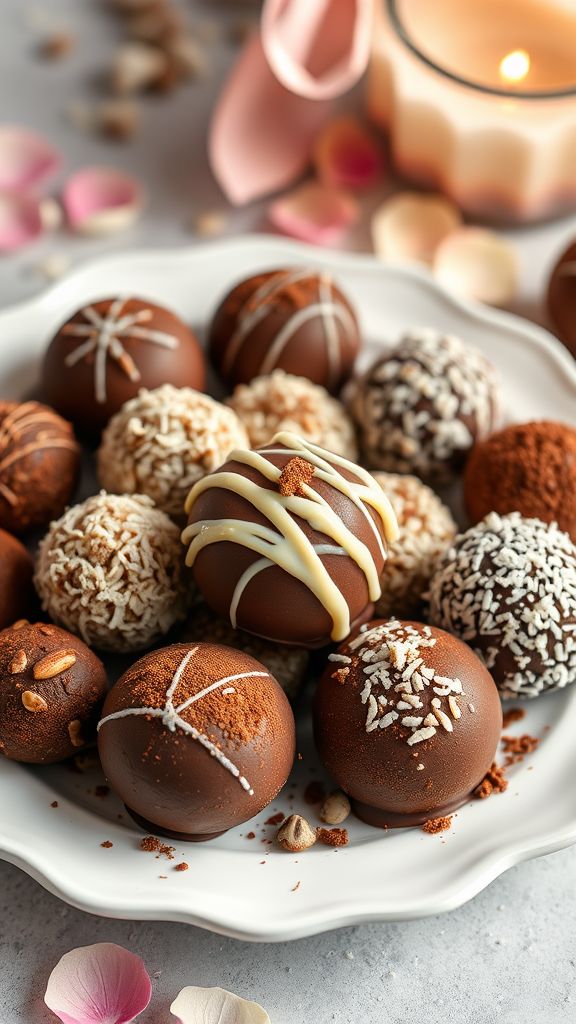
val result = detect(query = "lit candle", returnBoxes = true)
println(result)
[368,0,576,221]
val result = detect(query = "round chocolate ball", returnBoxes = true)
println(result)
[0,529,35,631]
[42,297,205,434]
[182,432,399,648]
[547,240,576,357]
[348,329,500,481]
[429,512,576,699]
[0,400,80,534]
[208,269,361,393]
[0,621,107,764]
[464,420,576,541]
[98,642,296,841]
[314,619,502,828]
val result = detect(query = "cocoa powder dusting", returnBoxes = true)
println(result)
[140,836,175,860]
[422,816,452,834]
[278,457,315,497]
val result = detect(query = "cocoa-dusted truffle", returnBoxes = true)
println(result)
[314,619,502,828]
[42,297,205,434]
[98,642,295,841]
[98,385,249,519]
[208,269,361,392]
[182,432,399,648]
[547,240,576,357]
[0,529,35,631]
[35,493,189,653]
[0,621,107,764]
[349,329,500,481]
[227,370,358,460]
[464,421,576,541]
[371,473,457,619]
[0,400,80,534]
[429,512,576,698]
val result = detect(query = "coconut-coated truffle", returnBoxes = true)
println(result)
[464,420,576,541]
[35,493,189,653]
[0,400,80,534]
[314,619,502,828]
[98,642,296,841]
[98,385,249,519]
[0,621,107,764]
[349,329,500,481]
[429,512,576,698]
[371,473,457,618]
[0,529,35,631]
[227,370,358,460]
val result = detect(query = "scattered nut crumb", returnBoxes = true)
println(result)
[265,812,284,826]
[101,840,113,848]
[502,707,526,728]
[50,800,58,809]
[422,816,452,834]
[246,831,256,839]
[316,827,349,847]
[474,762,508,800]
[175,862,189,872]
[140,836,175,860]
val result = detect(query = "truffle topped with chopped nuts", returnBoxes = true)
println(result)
[0,620,107,764]
[314,619,501,828]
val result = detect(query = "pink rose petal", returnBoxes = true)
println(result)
[0,125,60,190]
[171,986,271,1024]
[45,943,152,1024]
[0,191,44,252]
[314,116,383,189]
[269,180,360,245]
[62,166,144,235]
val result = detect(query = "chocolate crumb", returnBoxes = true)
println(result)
[100,840,113,848]
[501,734,540,765]
[265,812,284,826]
[175,862,189,872]
[50,800,58,808]
[502,707,526,728]
[474,762,508,799]
[422,816,452,834]
[140,836,175,860]
[316,827,349,847]
[278,457,315,497]
[246,831,256,839]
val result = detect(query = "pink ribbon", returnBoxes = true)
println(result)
[209,0,374,205]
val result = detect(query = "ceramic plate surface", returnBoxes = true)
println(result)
[1,236,575,941]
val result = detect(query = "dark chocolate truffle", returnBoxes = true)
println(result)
[97,642,295,841]
[348,329,500,481]
[0,400,80,534]
[314,619,502,828]
[182,432,399,648]
[42,296,205,433]
[0,529,35,631]
[429,512,576,699]
[547,240,576,358]
[0,620,107,764]
[464,420,576,541]
[208,269,361,393]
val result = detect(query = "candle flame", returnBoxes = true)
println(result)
[499,49,531,85]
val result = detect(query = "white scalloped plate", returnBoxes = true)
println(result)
[1,236,575,942]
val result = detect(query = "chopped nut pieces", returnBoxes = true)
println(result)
[316,827,349,847]
[140,836,175,860]
[278,457,315,497]
[11,620,29,630]
[33,650,77,680]
[320,791,351,825]
[9,650,28,674]
[422,816,453,834]
[276,815,317,853]
[67,719,85,748]
[21,690,48,713]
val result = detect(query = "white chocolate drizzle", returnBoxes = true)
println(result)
[0,402,79,507]
[97,647,270,794]
[182,433,399,642]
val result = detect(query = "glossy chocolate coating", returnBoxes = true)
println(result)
[0,621,107,764]
[209,269,361,393]
[314,621,502,828]
[98,643,295,841]
[0,529,35,631]
[547,240,576,358]
[42,297,205,434]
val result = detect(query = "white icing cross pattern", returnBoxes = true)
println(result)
[97,647,270,794]
[62,297,180,404]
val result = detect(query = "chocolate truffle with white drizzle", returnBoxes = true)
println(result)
[98,642,295,841]
[208,269,361,393]
[182,433,399,648]
[42,296,205,433]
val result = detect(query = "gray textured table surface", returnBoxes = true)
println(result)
[0,2,575,1022]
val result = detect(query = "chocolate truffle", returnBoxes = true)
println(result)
[35,493,189,653]
[0,400,80,534]
[349,329,500,481]
[0,529,35,631]
[371,473,457,619]
[227,370,358,460]
[182,432,399,648]
[98,642,295,841]
[208,269,361,392]
[429,512,576,698]
[42,296,205,434]
[314,619,502,828]
[547,240,576,357]
[0,620,107,764]
[464,420,576,541]
[98,385,249,519]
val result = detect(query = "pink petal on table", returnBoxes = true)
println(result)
[314,116,383,189]
[44,943,152,1024]
[262,0,374,100]
[269,180,360,245]
[171,986,271,1024]
[62,166,144,235]
[0,125,60,190]
[209,34,331,205]
[0,191,44,252]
